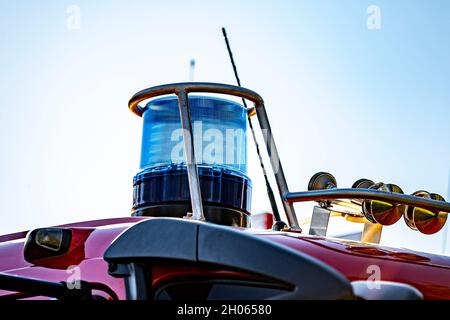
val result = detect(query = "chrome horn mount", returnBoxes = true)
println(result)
[303,172,450,240]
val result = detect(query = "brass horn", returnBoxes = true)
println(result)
[308,173,373,215]
[308,172,337,208]
[361,183,405,226]
[404,191,448,234]
[352,178,375,189]
[351,178,375,205]
[308,172,337,191]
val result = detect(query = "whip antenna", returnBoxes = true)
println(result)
[189,59,196,81]
[221,27,285,229]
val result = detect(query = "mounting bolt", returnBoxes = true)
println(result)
[108,263,117,273]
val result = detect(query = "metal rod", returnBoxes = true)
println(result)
[176,90,205,220]
[285,188,450,213]
[129,82,264,117]
[0,273,93,300]
[254,100,299,226]
[221,27,282,224]
[0,273,66,298]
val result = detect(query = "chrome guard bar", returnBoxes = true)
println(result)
[285,189,450,213]
[129,82,298,225]
[129,82,450,227]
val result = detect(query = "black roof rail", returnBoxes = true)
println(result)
[0,273,93,300]
[104,218,354,300]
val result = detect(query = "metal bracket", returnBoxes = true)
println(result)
[308,205,383,244]
[308,206,331,236]
[361,222,383,244]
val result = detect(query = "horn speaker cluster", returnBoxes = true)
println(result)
[307,172,448,234]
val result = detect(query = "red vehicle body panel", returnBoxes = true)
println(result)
[1,216,450,299]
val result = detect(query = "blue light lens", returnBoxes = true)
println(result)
[134,95,252,223]
[140,95,248,175]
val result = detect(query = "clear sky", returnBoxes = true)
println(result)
[0,1,449,254]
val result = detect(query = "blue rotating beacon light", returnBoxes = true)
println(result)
[132,94,252,227]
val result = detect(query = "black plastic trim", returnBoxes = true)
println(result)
[104,218,354,300]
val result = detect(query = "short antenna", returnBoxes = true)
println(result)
[221,27,286,229]
[189,59,196,81]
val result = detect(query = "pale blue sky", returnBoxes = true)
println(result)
[0,1,449,253]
